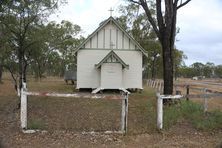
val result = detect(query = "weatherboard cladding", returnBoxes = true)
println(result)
[77,50,142,89]
[76,16,144,89]
[75,16,147,56]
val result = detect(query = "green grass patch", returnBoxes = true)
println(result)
[28,119,45,129]
[164,100,222,131]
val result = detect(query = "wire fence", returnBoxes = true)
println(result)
[146,79,222,112]
[20,82,129,134]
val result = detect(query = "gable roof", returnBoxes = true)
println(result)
[95,50,129,69]
[74,16,148,57]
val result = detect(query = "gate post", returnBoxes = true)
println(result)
[157,93,163,130]
[203,88,208,112]
[21,82,27,129]
[121,93,128,134]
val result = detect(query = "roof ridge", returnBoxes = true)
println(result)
[74,16,148,57]
[95,50,129,69]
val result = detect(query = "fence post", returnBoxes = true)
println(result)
[203,88,208,112]
[156,80,159,90]
[153,80,156,88]
[157,93,163,130]
[175,84,177,94]
[121,93,128,134]
[21,82,27,129]
[186,85,189,101]
[158,82,162,92]
[162,81,164,93]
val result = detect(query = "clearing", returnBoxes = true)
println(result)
[0,75,222,147]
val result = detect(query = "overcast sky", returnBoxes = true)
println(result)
[50,0,222,66]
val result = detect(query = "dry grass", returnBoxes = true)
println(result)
[176,78,222,111]
[0,73,157,133]
[1,74,222,147]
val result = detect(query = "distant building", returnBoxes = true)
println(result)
[74,17,147,93]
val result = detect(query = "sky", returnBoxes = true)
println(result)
[50,0,222,66]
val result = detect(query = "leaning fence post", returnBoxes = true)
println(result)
[121,93,128,134]
[203,88,208,112]
[21,82,27,129]
[157,93,163,130]
[153,80,156,88]
[186,85,190,101]
[156,80,159,90]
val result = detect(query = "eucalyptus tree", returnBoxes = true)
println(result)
[0,0,65,90]
[128,0,191,95]
[203,62,215,78]
[28,21,83,79]
[117,3,162,79]
[215,65,222,78]
[117,3,187,80]
[174,49,187,80]
[45,21,83,77]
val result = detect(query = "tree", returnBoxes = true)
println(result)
[203,62,215,78]
[117,3,162,79]
[46,21,83,77]
[0,0,65,90]
[215,65,222,78]
[191,62,204,76]
[174,49,187,80]
[128,0,191,95]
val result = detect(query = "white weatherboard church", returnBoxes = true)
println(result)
[74,16,147,93]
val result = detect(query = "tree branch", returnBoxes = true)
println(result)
[128,0,141,5]
[156,0,164,39]
[139,0,160,38]
[177,0,191,9]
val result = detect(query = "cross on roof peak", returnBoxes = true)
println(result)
[108,8,114,17]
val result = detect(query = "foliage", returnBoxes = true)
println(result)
[178,62,222,78]
[0,0,83,90]
[27,21,83,78]
[127,0,191,95]
[164,101,222,131]
[117,3,187,80]
[214,65,222,78]
[0,0,66,89]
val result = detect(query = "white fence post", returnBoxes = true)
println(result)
[121,93,128,133]
[157,93,163,130]
[203,88,208,112]
[21,82,27,129]
[159,82,162,92]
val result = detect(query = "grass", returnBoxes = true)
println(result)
[1,74,222,133]
[28,119,45,129]
[164,100,222,131]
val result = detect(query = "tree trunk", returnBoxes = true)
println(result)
[0,64,2,83]
[18,54,23,90]
[151,58,155,80]
[162,39,174,95]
